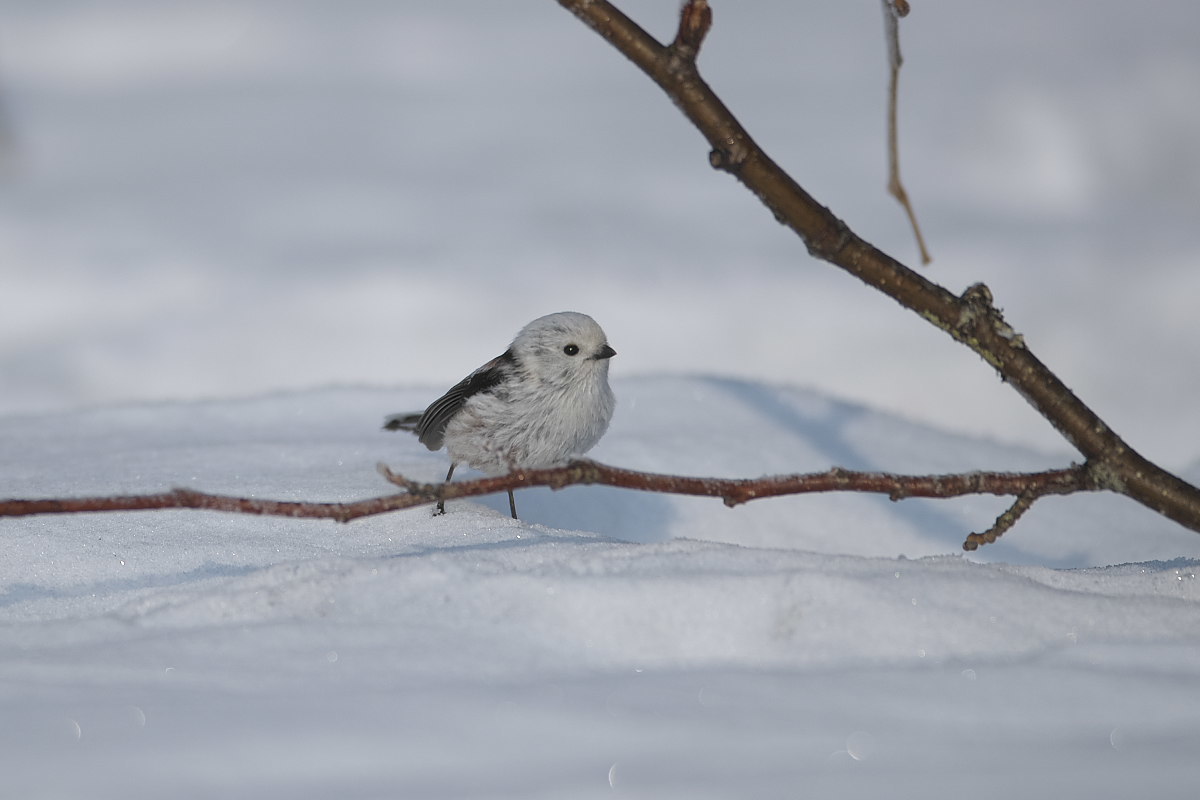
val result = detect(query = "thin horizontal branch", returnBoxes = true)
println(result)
[1,460,1098,544]
[379,460,1095,509]
[0,488,420,524]
[554,0,1200,535]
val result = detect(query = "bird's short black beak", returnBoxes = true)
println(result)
[593,344,617,360]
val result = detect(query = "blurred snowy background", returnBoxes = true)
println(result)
[3,2,1200,798]
[2,0,1198,467]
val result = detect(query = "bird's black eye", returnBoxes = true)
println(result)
[563,344,580,356]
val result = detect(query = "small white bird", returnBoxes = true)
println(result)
[384,311,617,519]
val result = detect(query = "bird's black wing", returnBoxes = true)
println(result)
[403,349,515,451]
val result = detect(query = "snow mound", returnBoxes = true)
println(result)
[3,381,1200,798]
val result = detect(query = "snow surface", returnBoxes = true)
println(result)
[4,382,1200,798]
[3,1,1200,797]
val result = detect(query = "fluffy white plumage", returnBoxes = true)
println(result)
[384,311,616,517]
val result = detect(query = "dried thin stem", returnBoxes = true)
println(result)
[882,0,931,264]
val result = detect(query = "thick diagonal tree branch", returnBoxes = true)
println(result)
[555,0,1200,535]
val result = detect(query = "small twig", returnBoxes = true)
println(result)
[882,0,931,264]
[962,488,1039,551]
[671,0,712,59]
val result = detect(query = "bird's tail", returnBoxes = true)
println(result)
[382,412,422,433]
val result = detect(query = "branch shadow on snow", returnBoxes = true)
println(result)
[461,483,675,544]
[711,376,986,540]
[699,376,1075,563]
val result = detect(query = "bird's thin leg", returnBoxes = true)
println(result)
[436,463,455,516]
[507,490,518,520]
